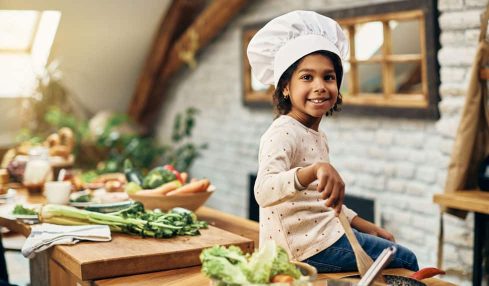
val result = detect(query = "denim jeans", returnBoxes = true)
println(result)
[304,229,419,273]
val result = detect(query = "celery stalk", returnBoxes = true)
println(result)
[38,203,207,238]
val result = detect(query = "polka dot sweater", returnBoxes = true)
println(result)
[254,115,357,261]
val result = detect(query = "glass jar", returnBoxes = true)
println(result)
[23,147,52,193]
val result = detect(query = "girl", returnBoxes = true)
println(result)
[247,10,419,273]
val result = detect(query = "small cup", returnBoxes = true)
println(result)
[44,181,72,205]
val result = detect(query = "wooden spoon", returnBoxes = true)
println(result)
[338,211,386,284]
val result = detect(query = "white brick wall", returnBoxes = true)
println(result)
[155,0,489,284]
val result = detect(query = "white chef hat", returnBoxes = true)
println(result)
[247,10,349,87]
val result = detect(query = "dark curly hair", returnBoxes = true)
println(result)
[273,50,343,116]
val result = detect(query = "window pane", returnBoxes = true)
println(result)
[394,62,422,94]
[340,61,350,95]
[358,63,382,94]
[390,19,421,55]
[0,54,36,97]
[0,10,39,50]
[354,21,383,61]
[341,26,351,60]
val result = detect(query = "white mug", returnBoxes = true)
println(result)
[44,181,72,205]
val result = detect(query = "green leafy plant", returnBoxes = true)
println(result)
[164,107,208,172]
[34,107,206,174]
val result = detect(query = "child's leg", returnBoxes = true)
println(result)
[356,230,419,271]
[303,229,419,273]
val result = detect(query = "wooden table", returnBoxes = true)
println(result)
[433,190,489,286]
[94,266,455,286]
[0,189,456,286]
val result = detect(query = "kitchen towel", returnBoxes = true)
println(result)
[21,223,111,258]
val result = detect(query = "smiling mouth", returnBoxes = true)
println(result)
[308,98,330,104]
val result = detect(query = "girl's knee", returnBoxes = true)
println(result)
[397,246,419,271]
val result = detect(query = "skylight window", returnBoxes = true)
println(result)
[0,10,61,97]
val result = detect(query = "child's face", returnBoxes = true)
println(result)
[283,54,338,127]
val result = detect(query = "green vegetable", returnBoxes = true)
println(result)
[270,246,301,279]
[40,202,207,238]
[200,240,302,285]
[13,205,38,216]
[200,245,250,285]
[124,182,142,194]
[70,193,92,203]
[142,167,176,189]
[123,159,143,186]
[247,240,277,283]
[80,171,98,183]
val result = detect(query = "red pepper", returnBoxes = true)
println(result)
[172,170,184,184]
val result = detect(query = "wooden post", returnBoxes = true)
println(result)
[137,0,249,131]
[129,0,207,123]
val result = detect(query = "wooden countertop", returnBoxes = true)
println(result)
[95,264,455,286]
[433,189,489,214]
[0,189,456,286]
[95,208,455,286]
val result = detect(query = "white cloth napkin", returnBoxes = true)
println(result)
[21,223,111,258]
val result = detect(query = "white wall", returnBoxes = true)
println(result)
[0,0,171,145]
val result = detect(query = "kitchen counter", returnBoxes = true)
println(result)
[0,189,456,286]
[94,267,455,286]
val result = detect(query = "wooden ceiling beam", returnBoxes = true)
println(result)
[137,0,249,131]
[129,0,207,123]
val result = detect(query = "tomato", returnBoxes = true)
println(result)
[172,170,184,184]
[163,164,175,171]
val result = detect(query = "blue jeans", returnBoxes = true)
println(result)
[304,229,419,273]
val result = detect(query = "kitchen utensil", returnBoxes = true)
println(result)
[345,267,446,286]
[337,211,374,277]
[358,246,397,286]
[57,168,66,181]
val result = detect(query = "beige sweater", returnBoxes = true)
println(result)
[254,115,357,261]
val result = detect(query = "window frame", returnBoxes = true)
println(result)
[241,0,440,119]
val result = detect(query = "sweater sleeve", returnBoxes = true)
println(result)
[254,128,300,208]
[342,205,358,223]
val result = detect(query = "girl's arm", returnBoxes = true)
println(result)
[296,162,345,214]
[350,216,395,242]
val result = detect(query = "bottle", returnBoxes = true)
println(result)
[23,146,52,193]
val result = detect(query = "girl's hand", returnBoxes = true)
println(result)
[315,162,345,214]
[351,216,396,242]
[371,227,395,242]
[296,162,345,214]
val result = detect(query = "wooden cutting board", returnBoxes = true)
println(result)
[50,225,254,281]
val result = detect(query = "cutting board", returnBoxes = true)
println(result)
[50,225,254,281]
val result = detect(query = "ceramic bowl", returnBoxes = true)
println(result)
[129,190,214,211]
